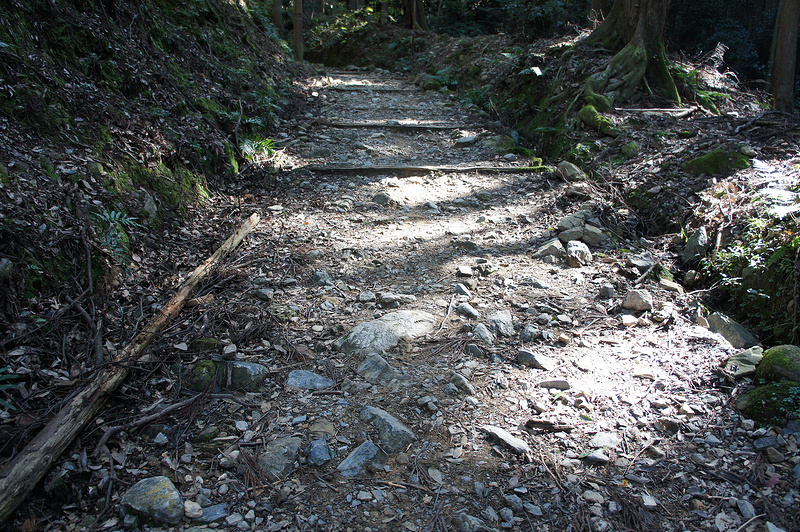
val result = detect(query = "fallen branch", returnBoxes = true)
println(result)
[0,213,261,524]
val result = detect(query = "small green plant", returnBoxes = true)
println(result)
[240,136,275,162]
[0,367,21,411]
[91,209,140,264]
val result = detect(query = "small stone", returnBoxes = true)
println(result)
[184,500,203,519]
[566,240,592,267]
[583,490,605,504]
[457,265,474,277]
[598,284,614,299]
[337,441,382,478]
[736,499,756,519]
[556,161,587,181]
[120,476,183,525]
[589,432,621,449]
[585,450,609,464]
[516,349,556,371]
[641,495,658,508]
[499,507,514,523]
[765,446,785,463]
[456,302,480,319]
[753,435,779,450]
[286,369,334,390]
[621,315,637,327]
[539,379,570,390]
[524,503,543,516]
[532,238,565,258]
[622,290,653,311]
[473,323,495,345]
[450,372,477,396]
[481,425,531,454]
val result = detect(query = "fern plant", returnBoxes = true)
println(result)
[0,366,20,411]
[240,136,276,162]
[91,209,140,264]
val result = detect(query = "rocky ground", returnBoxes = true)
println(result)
[7,70,800,532]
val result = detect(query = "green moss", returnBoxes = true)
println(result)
[566,143,595,165]
[186,360,220,392]
[755,345,800,383]
[621,141,640,159]
[737,381,800,424]
[682,148,752,176]
[190,337,223,353]
[578,105,620,137]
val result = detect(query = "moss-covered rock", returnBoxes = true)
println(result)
[736,381,800,424]
[755,345,800,383]
[185,359,219,392]
[682,148,751,176]
[621,141,640,159]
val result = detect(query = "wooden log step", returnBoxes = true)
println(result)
[305,164,552,176]
[315,120,460,130]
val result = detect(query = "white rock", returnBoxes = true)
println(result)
[184,500,203,519]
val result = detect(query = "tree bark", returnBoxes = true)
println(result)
[293,0,303,61]
[273,0,283,30]
[771,0,800,111]
[0,214,261,525]
[400,0,428,30]
[582,0,680,109]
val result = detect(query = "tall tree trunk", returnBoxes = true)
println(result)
[582,0,680,109]
[590,0,609,20]
[400,0,428,30]
[293,0,303,61]
[771,0,800,110]
[273,0,283,30]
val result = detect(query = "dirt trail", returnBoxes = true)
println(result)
[25,69,798,532]
[200,69,796,531]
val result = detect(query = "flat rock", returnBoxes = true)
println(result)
[539,379,570,390]
[356,353,399,384]
[532,238,565,258]
[257,436,302,481]
[191,503,228,524]
[707,312,759,348]
[589,431,621,449]
[337,441,383,477]
[724,346,764,377]
[516,349,556,371]
[333,310,437,355]
[488,309,514,337]
[360,406,416,453]
[120,476,183,525]
[480,425,531,454]
[558,226,584,243]
[286,369,334,390]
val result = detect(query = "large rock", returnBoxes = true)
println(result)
[359,406,416,453]
[755,345,800,383]
[257,436,302,480]
[120,476,183,525]
[516,349,555,371]
[707,312,759,348]
[737,381,800,424]
[532,238,565,258]
[333,310,437,355]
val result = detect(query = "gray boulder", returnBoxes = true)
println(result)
[286,369,334,390]
[333,310,437,355]
[707,312,759,348]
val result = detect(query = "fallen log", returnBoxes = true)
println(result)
[315,119,459,130]
[306,164,553,176]
[0,213,261,524]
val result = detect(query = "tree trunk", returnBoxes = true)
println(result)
[590,0,609,20]
[293,0,303,61]
[582,0,680,109]
[273,0,283,30]
[400,0,428,30]
[771,0,800,110]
